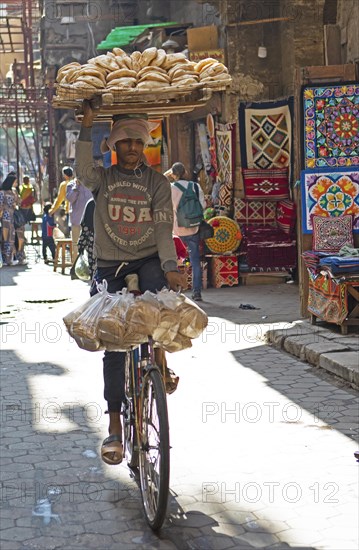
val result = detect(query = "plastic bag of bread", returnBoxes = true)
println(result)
[97,289,134,347]
[158,333,192,353]
[152,307,180,348]
[123,291,161,348]
[69,281,110,350]
[176,295,208,339]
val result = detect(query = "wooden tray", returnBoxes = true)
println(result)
[52,85,214,118]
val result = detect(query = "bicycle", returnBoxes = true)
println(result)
[122,338,170,531]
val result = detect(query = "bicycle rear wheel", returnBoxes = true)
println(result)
[139,367,170,531]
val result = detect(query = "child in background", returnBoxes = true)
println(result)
[42,203,55,264]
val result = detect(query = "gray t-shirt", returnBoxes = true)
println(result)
[75,129,177,273]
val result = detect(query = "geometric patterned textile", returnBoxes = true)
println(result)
[243,168,289,200]
[312,214,354,253]
[208,255,239,288]
[301,168,359,233]
[218,181,233,208]
[307,272,358,325]
[216,130,232,183]
[239,99,292,173]
[243,226,297,270]
[276,199,296,234]
[234,198,276,225]
[303,84,359,169]
[206,216,242,254]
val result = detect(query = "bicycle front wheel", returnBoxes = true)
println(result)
[139,367,170,531]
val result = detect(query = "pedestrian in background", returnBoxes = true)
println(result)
[66,177,92,261]
[0,172,20,266]
[19,175,36,223]
[41,203,56,264]
[49,166,72,224]
[171,162,205,301]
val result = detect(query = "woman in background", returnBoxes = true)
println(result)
[0,172,20,266]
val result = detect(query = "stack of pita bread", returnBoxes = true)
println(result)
[56,46,231,99]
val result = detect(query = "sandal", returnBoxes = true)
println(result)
[164,367,179,395]
[101,434,123,465]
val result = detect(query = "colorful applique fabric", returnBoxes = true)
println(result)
[303,84,359,168]
[312,214,354,253]
[239,99,293,174]
[301,168,359,233]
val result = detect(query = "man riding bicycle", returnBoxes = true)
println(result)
[75,100,186,465]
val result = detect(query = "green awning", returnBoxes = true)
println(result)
[97,22,179,50]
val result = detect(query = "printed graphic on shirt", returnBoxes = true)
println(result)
[104,178,172,248]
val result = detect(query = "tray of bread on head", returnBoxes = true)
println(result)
[52,47,232,119]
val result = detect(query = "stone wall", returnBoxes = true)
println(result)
[337,0,359,63]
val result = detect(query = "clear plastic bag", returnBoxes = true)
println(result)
[63,281,110,351]
[97,289,134,349]
[177,295,208,339]
[74,251,90,281]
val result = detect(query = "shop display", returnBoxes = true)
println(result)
[303,84,359,169]
[301,168,359,233]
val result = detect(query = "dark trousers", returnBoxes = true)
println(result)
[42,237,55,260]
[91,254,167,412]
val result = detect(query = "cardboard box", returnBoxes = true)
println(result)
[187,25,218,52]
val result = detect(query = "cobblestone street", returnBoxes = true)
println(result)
[1,262,358,550]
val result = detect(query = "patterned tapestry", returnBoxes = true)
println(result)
[216,130,232,182]
[303,84,359,169]
[301,168,359,233]
[239,99,293,173]
[243,168,289,200]
[234,198,276,225]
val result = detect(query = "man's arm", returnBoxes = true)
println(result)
[49,182,66,215]
[75,100,103,192]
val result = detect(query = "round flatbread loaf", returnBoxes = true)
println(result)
[194,58,218,73]
[93,55,118,72]
[137,65,168,78]
[77,67,107,83]
[150,48,166,67]
[200,62,228,79]
[171,77,199,87]
[72,81,97,90]
[138,72,170,83]
[62,68,81,83]
[107,68,137,82]
[130,51,141,72]
[140,47,158,68]
[201,74,232,84]
[163,53,187,69]
[170,68,197,81]
[137,80,170,90]
[122,56,133,70]
[57,62,81,78]
[113,47,127,56]
[168,63,195,78]
[76,75,105,88]
[107,77,137,88]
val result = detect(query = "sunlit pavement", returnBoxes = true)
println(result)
[1,258,358,550]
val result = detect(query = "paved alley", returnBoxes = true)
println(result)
[0,260,358,550]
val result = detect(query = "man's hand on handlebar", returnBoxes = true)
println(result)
[165,271,187,292]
